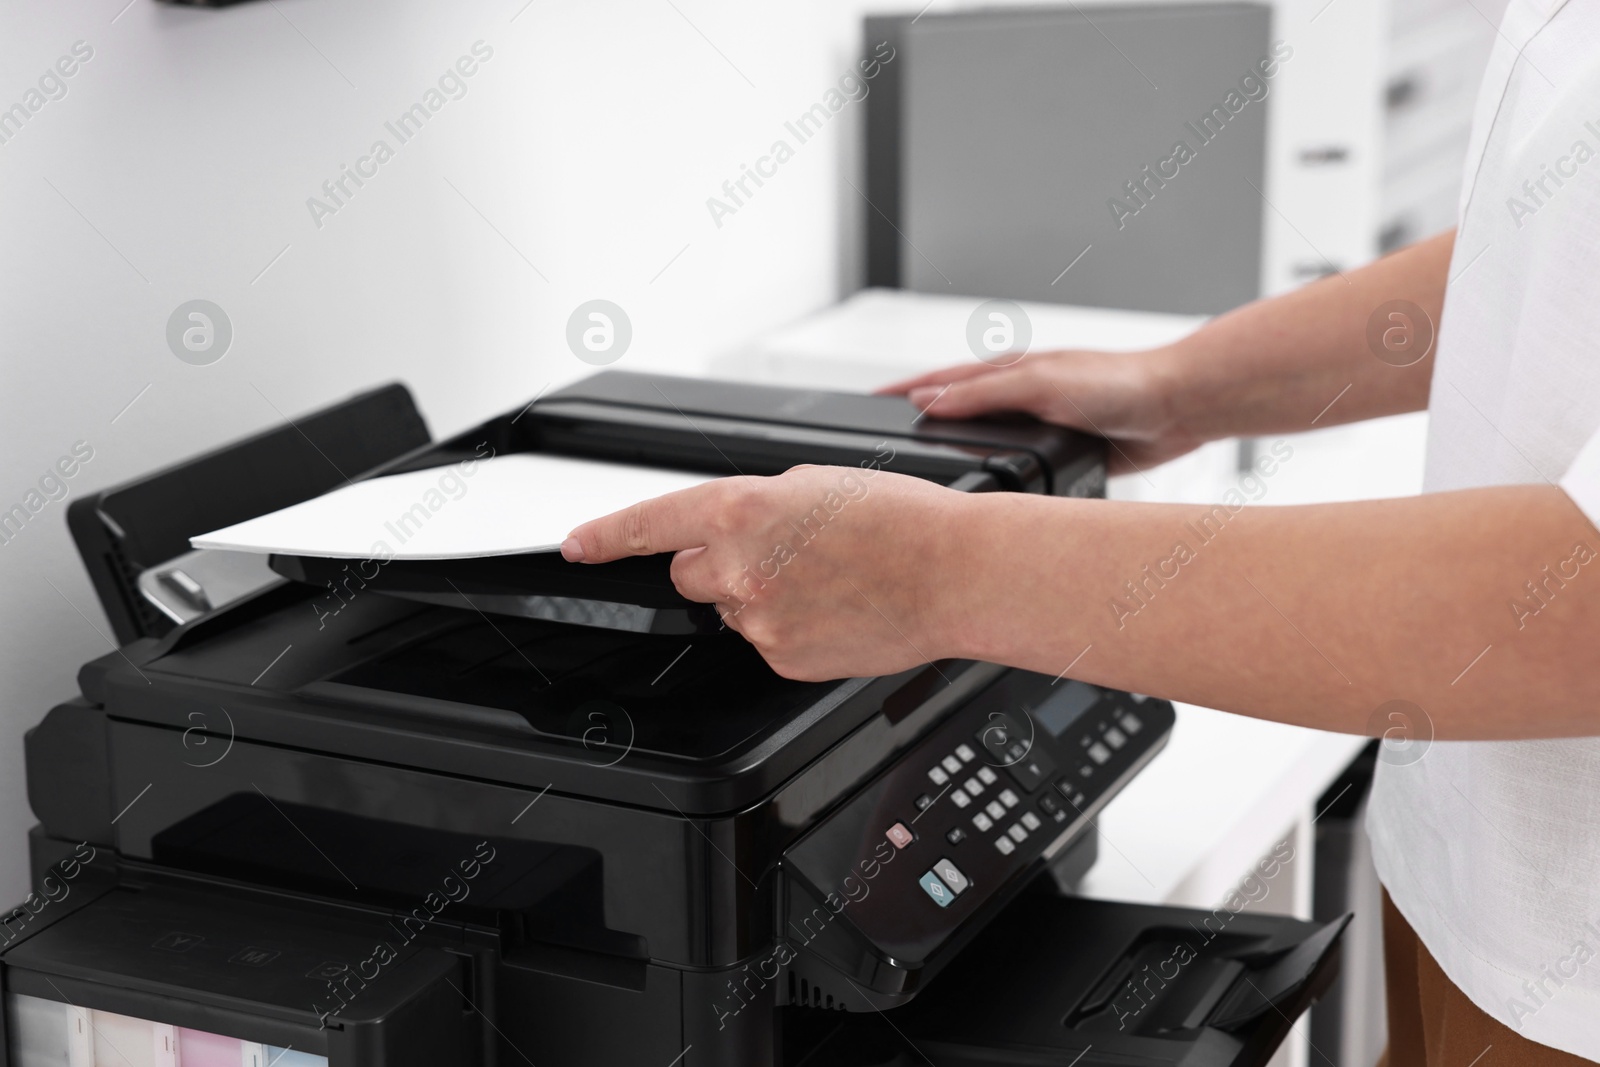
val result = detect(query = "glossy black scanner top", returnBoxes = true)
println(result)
[69,371,1107,815]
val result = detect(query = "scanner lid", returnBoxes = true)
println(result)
[78,580,938,814]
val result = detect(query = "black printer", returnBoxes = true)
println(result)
[2,372,1347,1067]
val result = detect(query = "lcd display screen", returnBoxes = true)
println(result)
[1033,679,1103,738]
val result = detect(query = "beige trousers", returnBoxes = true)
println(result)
[1378,890,1596,1067]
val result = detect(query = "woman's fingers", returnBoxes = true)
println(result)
[561,465,962,681]
[907,365,1060,420]
[876,359,1011,396]
[563,481,722,562]
[668,545,726,604]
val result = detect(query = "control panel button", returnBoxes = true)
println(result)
[972,812,993,832]
[941,755,963,775]
[1087,742,1112,765]
[963,778,984,797]
[914,793,935,811]
[951,790,971,809]
[975,712,1027,762]
[977,767,998,786]
[918,870,954,907]
[927,766,949,787]
[932,858,970,895]
[1038,794,1068,822]
[1120,712,1143,734]
[886,823,914,849]
[1004,749,1058,793]
[955,743,976,763]
[994,836,1015,856]
[1055,781,1088,809]
[946,827,967,846]
[999,789,1020,809]
[1021,811,1042,831]
[1007,824,1028,843]
[985,800,1005,820]
[1105,727,1127,750]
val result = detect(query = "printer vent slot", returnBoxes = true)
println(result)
[101,533,169,640]
[788,972,847,1011]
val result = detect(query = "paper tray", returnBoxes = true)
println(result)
[269,552,721,635]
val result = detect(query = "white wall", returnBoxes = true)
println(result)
[0,0,895,902]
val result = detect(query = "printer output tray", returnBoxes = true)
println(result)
[790,893,1348,1067]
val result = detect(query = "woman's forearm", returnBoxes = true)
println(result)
[941,480,1600,740]
[1152,229,1455,442]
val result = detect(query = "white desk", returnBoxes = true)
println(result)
[711,289,1417,917]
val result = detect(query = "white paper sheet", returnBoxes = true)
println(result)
[190,454,717,560]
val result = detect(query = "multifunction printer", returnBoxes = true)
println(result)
[1,372,1347,1067]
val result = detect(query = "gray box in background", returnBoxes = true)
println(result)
[866,5,1273,315]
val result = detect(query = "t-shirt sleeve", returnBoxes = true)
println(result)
[1559,423,1600,526]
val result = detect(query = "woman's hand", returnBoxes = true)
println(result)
[879,349,1202,475]
[561,465,979,681]
[881,231,1456,455]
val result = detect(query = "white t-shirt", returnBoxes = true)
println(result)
[1365,0,1600,1058]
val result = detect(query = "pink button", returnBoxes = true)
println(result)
[886,822,914,849]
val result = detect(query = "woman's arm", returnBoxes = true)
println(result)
[1161,227,1453,439]
[884,230,1455,462]
[941,482,1600,740]
[563,230,1591,742]
[564,467,1600,741]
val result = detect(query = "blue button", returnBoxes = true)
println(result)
[918,870,954,907]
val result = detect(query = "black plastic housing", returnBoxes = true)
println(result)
[7,371,1345,1067]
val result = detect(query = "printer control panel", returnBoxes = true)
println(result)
[782,670,1175,981]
